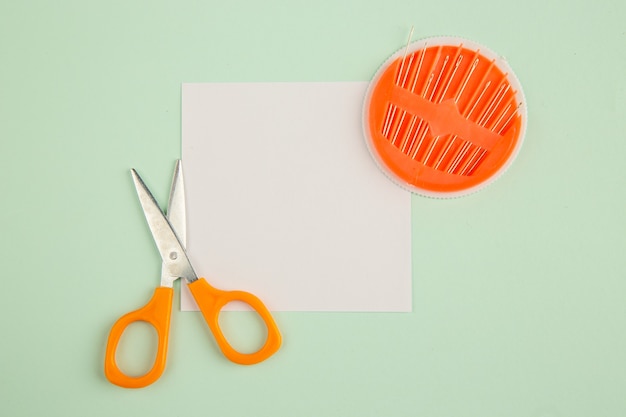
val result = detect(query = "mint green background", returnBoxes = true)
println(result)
[1,0,625,416]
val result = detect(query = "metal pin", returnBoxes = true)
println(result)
[466,80,492,119]
[407,116,428,158]
[459,147,482,176]
[400,117,419,153]
[434,134,457,170]
[491,102,513,133]
[383,104,398,137]
[382,104,396,137]
[423,136,440,166]
[429,55,449,101]
[408,121,427,159]
[447,141,472,173]
[454,57,480,103]
[416,70,434,104]
[403,118,424,154]
[391,108,409,144]
[478,83,509,127]
[400,53,415,89]
[496,102,522,135]
[438,53,463,102]
[395,26,415,85]
[409,44,427,93]
[464,149,487,176]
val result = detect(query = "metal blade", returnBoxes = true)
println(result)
[131,167,198,286]
[161,160,187,286]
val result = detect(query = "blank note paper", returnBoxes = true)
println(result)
[181,82,411,312]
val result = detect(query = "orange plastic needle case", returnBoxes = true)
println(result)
[104,161,281,389]
[363,36,527,197]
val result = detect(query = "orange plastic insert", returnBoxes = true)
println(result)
[363,37,526,197]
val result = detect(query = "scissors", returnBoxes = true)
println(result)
[104,160,281,388]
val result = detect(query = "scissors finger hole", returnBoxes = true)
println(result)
[218,302,268,354]
[115,321,159,377]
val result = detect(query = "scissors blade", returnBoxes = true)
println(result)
[161,160,186,286]
[131,167,198,286]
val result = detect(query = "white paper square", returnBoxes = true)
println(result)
[181,82,411,311]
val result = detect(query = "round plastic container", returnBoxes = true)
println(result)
[363,36,527,197]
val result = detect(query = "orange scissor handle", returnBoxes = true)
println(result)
[104,286,173,388]
[187,278,281,365]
